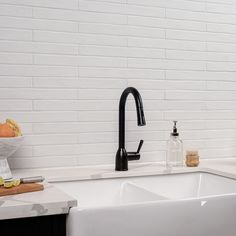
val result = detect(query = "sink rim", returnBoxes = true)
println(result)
[54,170,236,210]
[74,192,236,211]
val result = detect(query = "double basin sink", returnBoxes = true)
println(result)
[54,171,236,236]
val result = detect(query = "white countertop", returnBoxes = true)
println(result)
[12,158,236,182]
[1,158,236,220]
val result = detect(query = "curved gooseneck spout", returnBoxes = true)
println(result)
[115,87,146,171]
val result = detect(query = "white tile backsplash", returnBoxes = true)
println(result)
[0,0,236,169]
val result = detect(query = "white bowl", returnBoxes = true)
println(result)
[0,136,24,179]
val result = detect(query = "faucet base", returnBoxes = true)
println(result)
[115,148,128,171]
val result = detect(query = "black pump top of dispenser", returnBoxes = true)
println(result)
[171,121,179,136]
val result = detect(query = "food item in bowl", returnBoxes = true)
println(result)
[0,123,15,137]
[6,119,22,136]
[0,119,22,137]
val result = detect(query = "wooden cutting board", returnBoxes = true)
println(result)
[0,183,44,197]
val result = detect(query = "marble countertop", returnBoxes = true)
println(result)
[2,157,236,220]
[0,182,77,220]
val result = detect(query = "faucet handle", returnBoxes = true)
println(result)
[136,140,144,154]
[127,140,144,161]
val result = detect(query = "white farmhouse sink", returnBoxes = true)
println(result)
[54,171,236,236]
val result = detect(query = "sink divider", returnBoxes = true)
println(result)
[118,182,169,205]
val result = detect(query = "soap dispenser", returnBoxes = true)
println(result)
[166,121,183,168]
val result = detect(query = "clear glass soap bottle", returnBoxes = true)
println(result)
[166,121,183,168]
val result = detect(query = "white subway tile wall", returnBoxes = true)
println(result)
[0,0,236,169]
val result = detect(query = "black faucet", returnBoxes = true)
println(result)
[115,87,146,171]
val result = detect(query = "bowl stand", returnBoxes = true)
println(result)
[0,157,12,179]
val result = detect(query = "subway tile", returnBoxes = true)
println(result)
[0,100,32,111]
[19,123,33,134]
[34,7,126,25]
[207,42,236,53]
[33,144,77,157]
[164,111,205,120]
[207,22,236,35]
[165,90,206,100]
[207,81,236,91]
[78,89,123,100]
[128,37,206,51]
[33,122,117,134]
[207,61,236,72]
[1,0,236,169]
[207,0,236,5]
[79,67,165,79]
[128,58,206,71]
[0,76,32,87]
[166,8,206,22]
[33,77,125,89]
[165,80,206,90]
[0,41,78,55]
[33,97,117,111]
[79,0,126,15]
[85,0,126,3]
[128,15,206,31]
[0,0,79,9]
[24,134,77,145]
[166,50,207,61]
[206,102,236,110]
[126,25,165,38]
[79,33,127,46]
[163,101,205,111]
[128,0,205,11]
[0,28,32,41]
[203,111,236,120]
[0,64,78,77]
[206,120,236,129]
[127,79,165,90]
[34,100,78,111]
[206,2,236,15]
[77,100,119,111]
[0,111,78,122]
[166,29,206,41]
[0,88,77,99]
[200,148,236,158]
[167,50,236,62]
[76,142,117,155]
[166,71,236,81]
[0,16,78,32]
[78,78,126,89]
[9,156,77,169]
[77,56,127,68]
[34,54,81,66]
[206,31,236,44]
[206,91,236,101]
[33,78,79,88]
[0,52,33,64]
[0,4,32,17]
[206,139,236,149]
[79,45,165,58]
[34,30,80,44]
[79,22,127,36]
[76,154,113,166]
[126,4,165,17]
[78,132,117,144]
